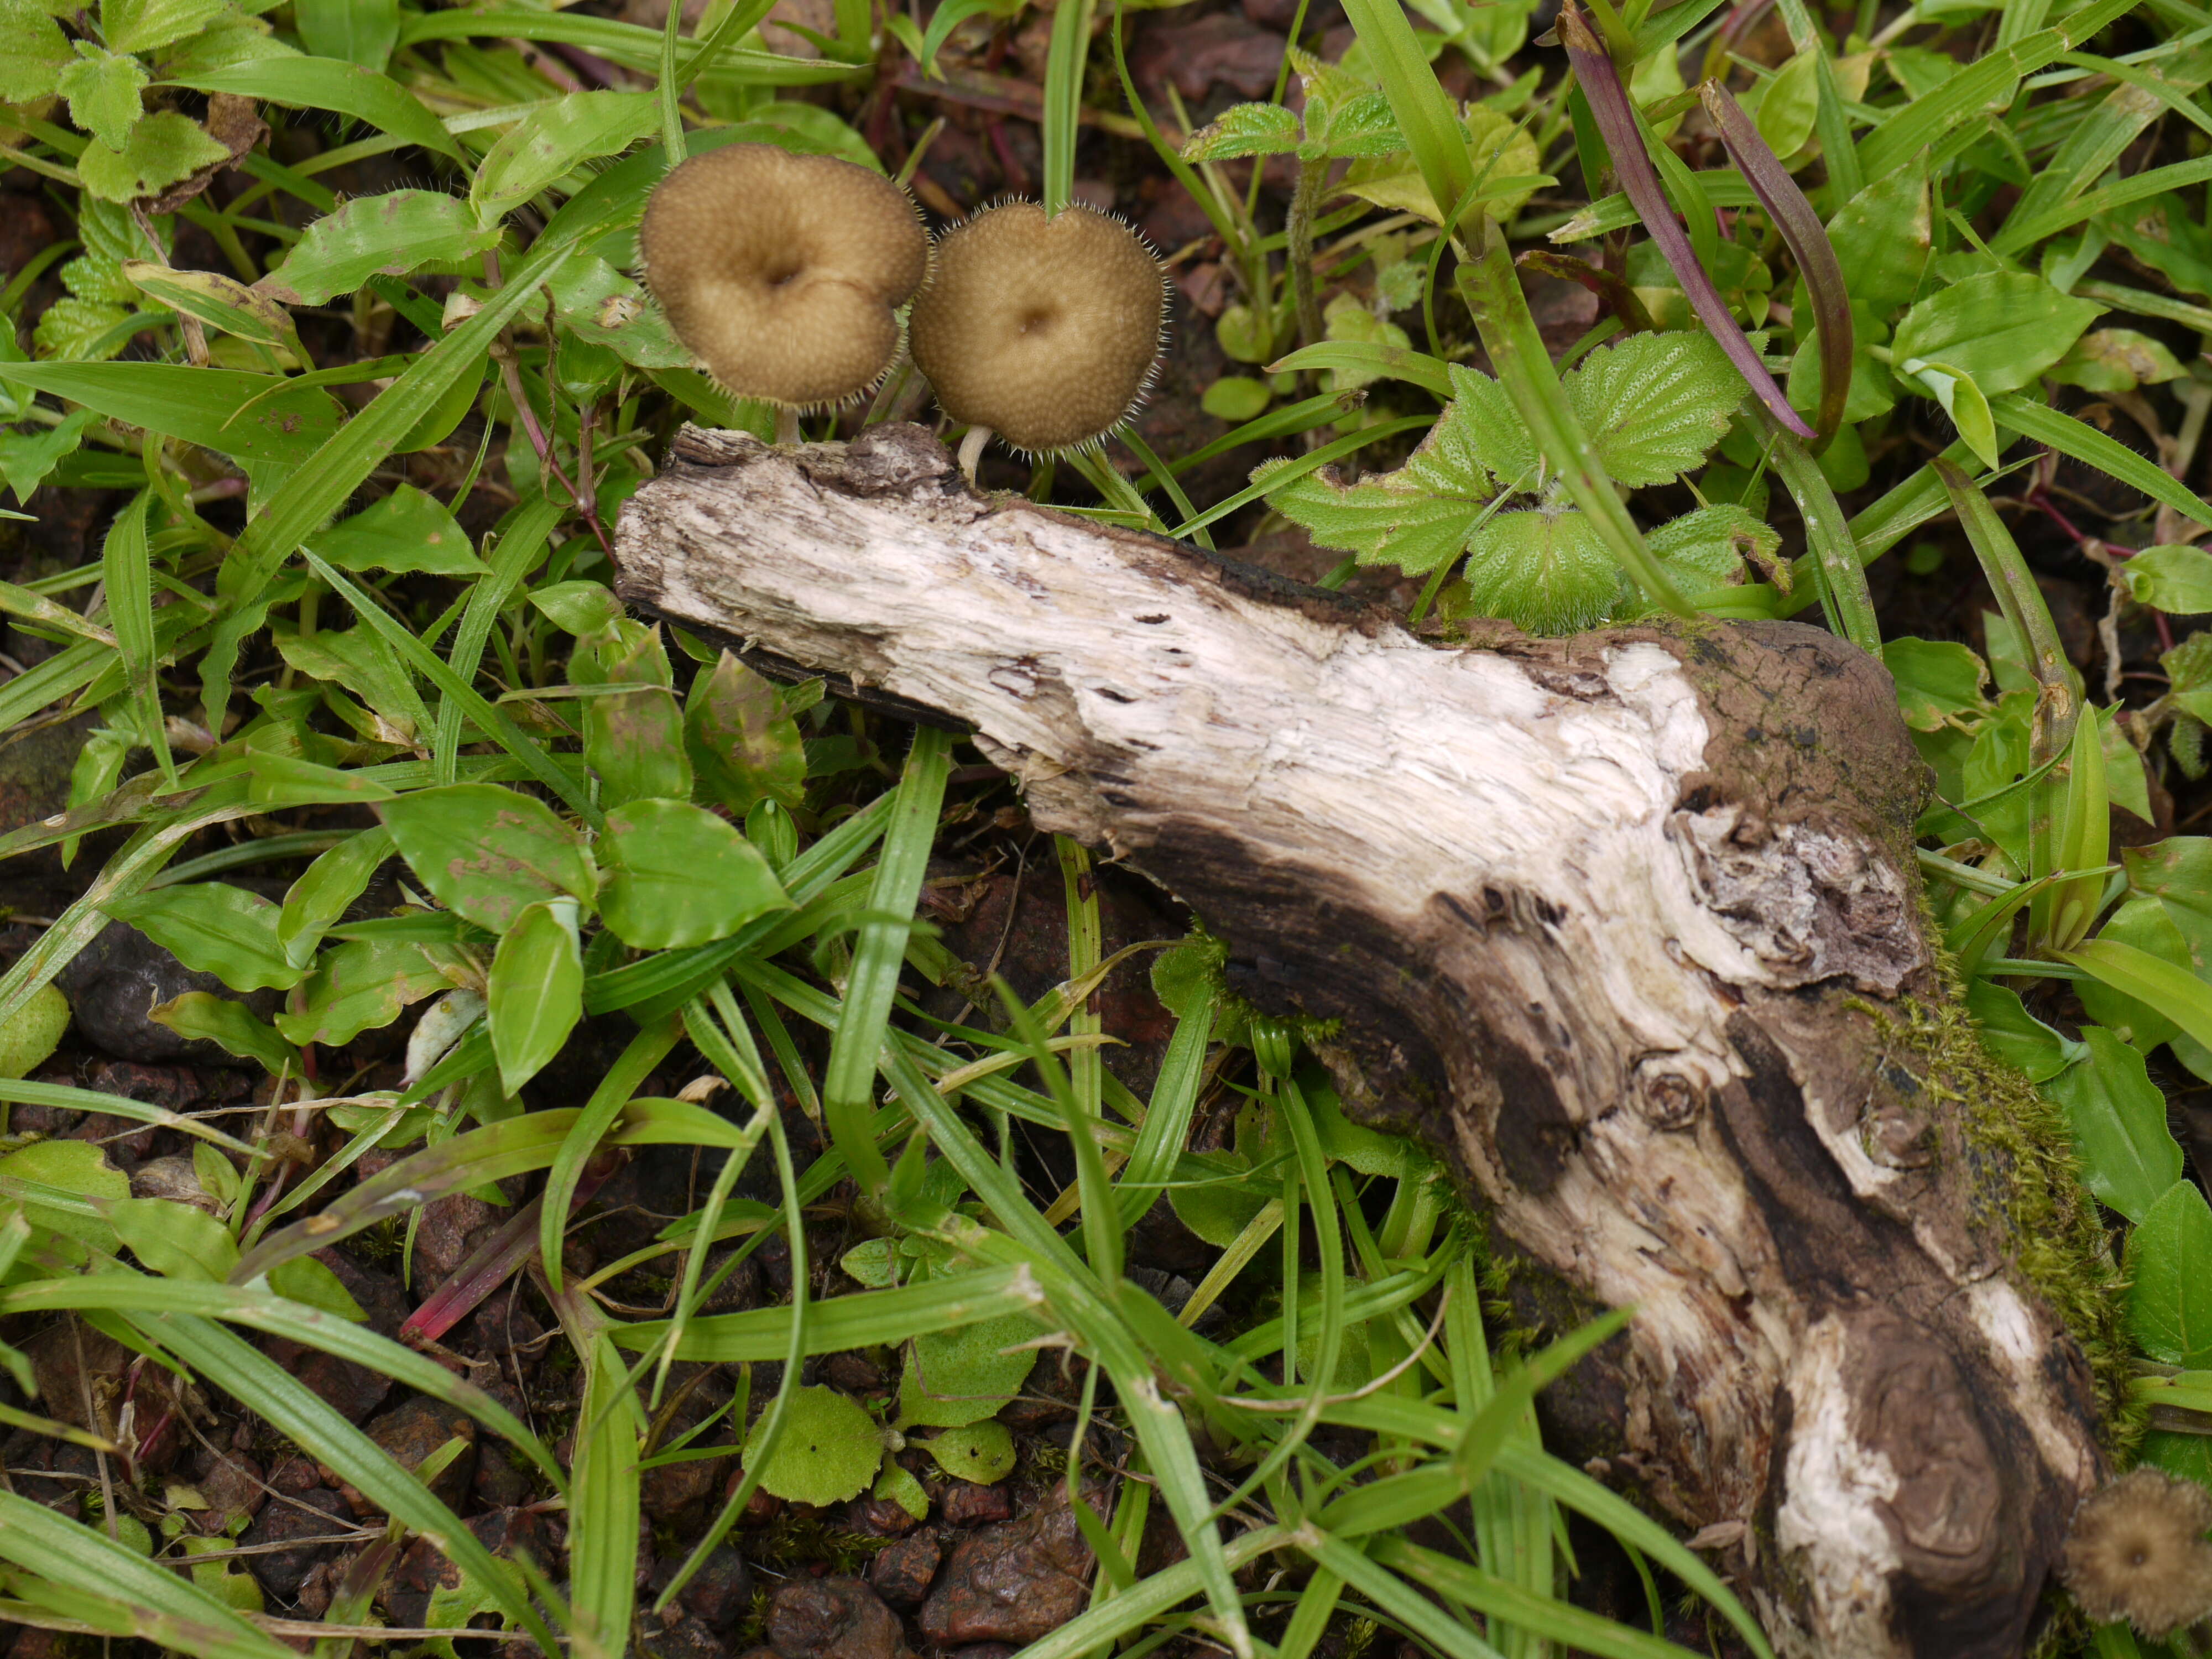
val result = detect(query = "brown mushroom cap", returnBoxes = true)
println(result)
[2059,1467,2212,1639]
[639,144,928,409]
[908,201,1167,452]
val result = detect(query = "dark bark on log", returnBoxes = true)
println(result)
[612,424,2110,1659]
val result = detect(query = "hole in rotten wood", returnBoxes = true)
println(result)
[1135,613,1170,624]
[1095,687,1136,703]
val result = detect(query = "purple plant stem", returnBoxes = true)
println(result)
[400,1162,614,1345]
[1558,0,1815,438]
[1700,80,1853,441]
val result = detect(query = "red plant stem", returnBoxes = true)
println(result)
[400,1161,617,1345]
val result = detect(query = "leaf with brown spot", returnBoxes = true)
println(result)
[378,784,596,935]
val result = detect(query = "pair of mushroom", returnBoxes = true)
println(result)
[640,145,1165,459]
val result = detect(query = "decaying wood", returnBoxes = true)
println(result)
[614,424,2108,1659]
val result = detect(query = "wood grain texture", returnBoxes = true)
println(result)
[614,423,2109,1659]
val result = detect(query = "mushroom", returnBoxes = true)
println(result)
[639,144,929,442]
[2058,1467,2212,1640]
[907,200,1167,475]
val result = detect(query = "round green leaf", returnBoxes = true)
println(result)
[0,984,69,1080]
[1201,375,1272,422]
[898,1312,1040,1428]
[596,798,791,950]
[922,1420,1014,1484]
[743,1385,882,1506]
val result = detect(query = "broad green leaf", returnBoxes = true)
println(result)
[1962,979,2083,1082]
[487,898,583,1095]
[1569,330,1743,487]
[923,1419,1015,1483]
[2068,897,2188,1050]
[687,651,806,814]
[544,255,691,369]
[0,1,70,103]
[471,90,662,224]
[1882,638,1987,732]
[109,1194,238,1281]
[277,626,431,742]
[0,361,341,468]
[743,1384,880,1505]
[2049,327,2184,393]
[597,798,791,950]
[279,827,393,968]
[163,57,461,159]
[100,490,173,789]
[57,44,149,150]
[1181,101,1301,161]
[582,627,691,808]
[2041,1026,2184,1223]
[121,262,294,351]
[76,109,231,202]
[1461,507,1624,633]
[2126,1178,2212,1369]
[294,0,398,70]
[377,784,596,933]
[0,1139,127,1251]
[256,191,503,307]
[266,1255,366,1321]
[103,0,233,54]
[148,991,300,1074]
[1900,358,1998,471]
[2062,935,2212,1055]
[1753,49,1818,158]
[1891,272,2103,398]
[2125,839,2212,980]
[2120,544,2212,614]
[275,936,466,1047]
[899,1310,1039,1427]
[308,483,484,577]
[0,984,70,1081]
[105,882,302,992]
[532,578,624,636]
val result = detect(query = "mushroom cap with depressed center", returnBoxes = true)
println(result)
[908,201,1167,452]
[640,144,928,409]
[2058,1467,2212,1638]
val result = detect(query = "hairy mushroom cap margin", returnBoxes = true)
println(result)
[907,200,1168,456]
[2058,1466,2212,1639]
[640,144,929,410]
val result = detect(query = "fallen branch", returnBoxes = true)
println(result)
[614,423,2111,1659]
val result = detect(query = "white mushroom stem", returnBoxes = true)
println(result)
[957,424,993,484]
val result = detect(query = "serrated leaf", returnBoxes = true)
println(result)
[487,898,582,1095]
[1181,102,1301,161]
[1338,104,1541,223]
[1316,88,1405,158]
[0,0,71,103]
[1257,366,1524,575]
[1647,501,1781,588]
[471,91,662,225]
[308,483,486,577]
[256,191,502,307]
[76,110,231,204]
[377,784,596,934]
[105,883,304,992]
[1566,331,1741,487]
[57,45,149,151]
[102,0,233,54]
[596,798,791,950]
[1460,506,1626,634]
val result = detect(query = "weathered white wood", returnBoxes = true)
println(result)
[615,424,2108,1659]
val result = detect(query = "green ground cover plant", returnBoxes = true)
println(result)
[0,0,2208,1654]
